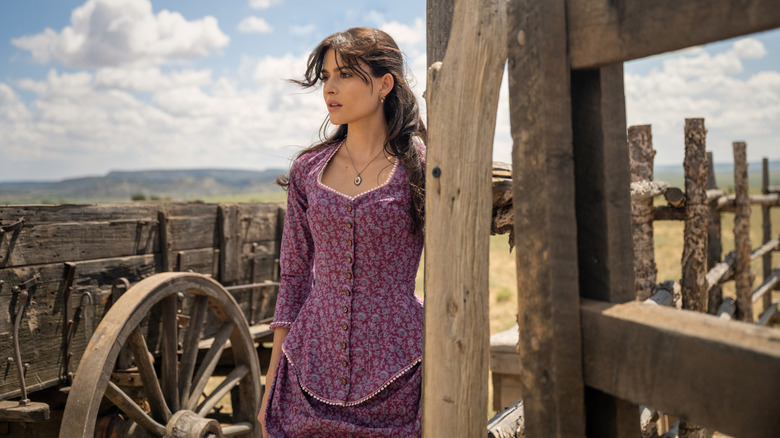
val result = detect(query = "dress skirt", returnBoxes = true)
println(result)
[264,356,422,437]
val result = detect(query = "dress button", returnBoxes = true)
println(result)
[342,323,348,330]
[340,341,347,349]
[347,239,352,246]
[341,378,347,385]
[342,306,348,313]
[341,359,348,367]
[346,222,352,229]
[347,205,353,212]
[347,256,352,264]
[346,272,352,279]
[344,288,350,296]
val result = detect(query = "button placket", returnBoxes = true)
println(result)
[339,201,356,388]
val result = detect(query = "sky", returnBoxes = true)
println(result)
[0,0,778,182]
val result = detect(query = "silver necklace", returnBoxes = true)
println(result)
[344,139,385,186]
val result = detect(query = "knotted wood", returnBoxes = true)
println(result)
[628,125,657,300]
[733,142,753,322]
[422,0,507,436]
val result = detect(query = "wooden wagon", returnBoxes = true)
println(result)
[0,202,284,437]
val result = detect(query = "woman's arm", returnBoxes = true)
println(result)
[258,327,289,437]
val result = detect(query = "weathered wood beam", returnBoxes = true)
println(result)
[751,269,779,304]
[508,0,587,435]
[706,151,723,314]
[628,125,657,301]
[427,0,455,67]
[567,0,780,69]
[581,299,780,438]
[706,235,780,290]
[733,142,753,322]
[572,31,639,438]
[422,0,507,435]
[681,119,708,313]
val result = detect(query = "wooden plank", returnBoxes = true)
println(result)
[680,119,709,313]
[571,65,639,438]
[507,0,586,436]
[581,299,780,438]
[422,0,506,435]
[0,254,160,399]
[628,125,657,300]
[218,204,240,285]
[733,142,753,322]
[0,219,159,268]
[567,0,780,69]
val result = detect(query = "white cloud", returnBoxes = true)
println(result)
[238,16,273,34]
[11,0,229,68]
[381,19,426,55]
[625,37,780,164]
[249,0,282,10]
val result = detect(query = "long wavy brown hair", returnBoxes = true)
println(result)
[277,27,427,233]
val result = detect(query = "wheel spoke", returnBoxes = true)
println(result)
[161,294,180,411]
[179,295,208,402]
[197,365,249,417]
[221,422,253,436]
[128,327,172,422]
[185,321,234,410]
[105,381,167,436]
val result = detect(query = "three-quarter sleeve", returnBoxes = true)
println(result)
[270,159,314,330]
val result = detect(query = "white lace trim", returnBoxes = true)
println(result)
[282,348,421,407]
[317,141,399,201]
[269,320,293,328]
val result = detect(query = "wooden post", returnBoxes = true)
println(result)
[680,119,709,313]
[706,152,723,314]
[571,66,640,436]
[733,142,753,322]
[760,157,773,309]
[422,0,506,436]
[507,0,586,436]
[628,125,658,301]
[427,0,455,67]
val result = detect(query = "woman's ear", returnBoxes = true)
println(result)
[380,73,395,96]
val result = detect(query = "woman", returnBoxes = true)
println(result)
[259,27,427,437]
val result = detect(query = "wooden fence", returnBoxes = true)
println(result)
[423,0,780,437]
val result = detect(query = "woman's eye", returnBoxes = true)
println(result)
[321,75,329,82]
[340,72,352,78]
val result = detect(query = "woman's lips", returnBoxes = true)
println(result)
[327,101,341,112]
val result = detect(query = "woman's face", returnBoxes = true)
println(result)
[321,48,386,126]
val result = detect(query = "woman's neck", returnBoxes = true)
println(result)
[345,118,388,160]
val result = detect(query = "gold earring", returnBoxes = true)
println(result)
[379,94,386,103]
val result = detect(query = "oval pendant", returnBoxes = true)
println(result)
[354,175,362,186]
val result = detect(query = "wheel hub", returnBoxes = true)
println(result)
[165,410,223,438]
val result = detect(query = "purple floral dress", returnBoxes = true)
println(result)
[264,141,424,437]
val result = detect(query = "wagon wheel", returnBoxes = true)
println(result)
[61,272,261,438]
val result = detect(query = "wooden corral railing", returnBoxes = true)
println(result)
[423,0,780,437]
[627,121,780,435]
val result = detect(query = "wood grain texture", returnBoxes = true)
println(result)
[581,299,780,438]
[426,0,455,67]
[681,119,709,313]
[732,142,753,322]
[628,125,657,300]
[507,0,586,435]
[706,152,723,314]
[571,61,639,438]
[567,0,780,69]
[422,0,506,435]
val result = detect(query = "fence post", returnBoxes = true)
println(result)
[422,0,507,436]
[628,125,658,301]
[680,119,709,313]
[507,0,587,435]
[571,65,640,436]
[760,157,773,311]
[706,151,723,314]
[733,142,753,322]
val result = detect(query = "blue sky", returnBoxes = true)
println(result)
[0,0,778,181]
